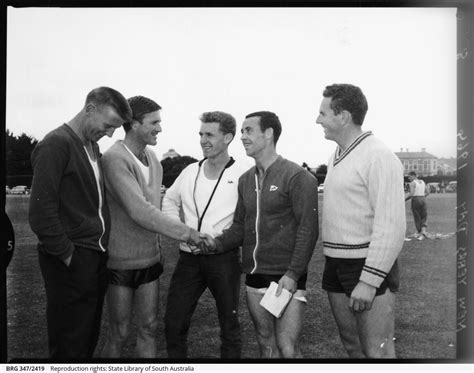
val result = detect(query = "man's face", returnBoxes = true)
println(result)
[240,116,267,158]
[135,110,162,146]
[408,175,415,182]
[85,104,124,142]
[316,97,343,142]
[199,121,230,159]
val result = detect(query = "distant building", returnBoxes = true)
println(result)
[437,158,456,176]
[395,148,439,176]
[162,148,180,160]
[395,148,456,177]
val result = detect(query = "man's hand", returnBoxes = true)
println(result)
[349,281,377,313]
[187,229,204,254]
[199,233,217,254]
[276,275,297,296]
[62,254,72,267]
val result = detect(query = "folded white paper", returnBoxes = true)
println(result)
[259,281,293,318]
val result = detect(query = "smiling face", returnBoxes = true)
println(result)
[199,121,231,159]
[240,116,268,158]
[84,104,124,142]
[135,110,162,146]
[316,97,343,143]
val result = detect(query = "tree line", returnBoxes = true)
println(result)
[5,129,327,188]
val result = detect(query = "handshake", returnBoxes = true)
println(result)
[187,229,219,255]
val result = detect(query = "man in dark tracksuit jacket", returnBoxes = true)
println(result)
[29,87,132,360]
[201,111,319,358]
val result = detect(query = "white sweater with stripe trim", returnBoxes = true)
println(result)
[322,132,406,288]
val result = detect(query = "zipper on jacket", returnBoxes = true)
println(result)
[251,173,261,274]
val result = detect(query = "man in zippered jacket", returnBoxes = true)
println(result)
[29,87,132,360]
[202,111,319,358]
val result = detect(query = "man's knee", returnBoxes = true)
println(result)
[138,314,159,337]
[339,335,365,358]
[109,320,131,343]
[276,338,298,358]
[255,325,274,342]
[362,338,395,358]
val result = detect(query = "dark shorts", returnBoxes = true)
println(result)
[108,261,164,289]
[322,256,399,296]
[245,272,308,290]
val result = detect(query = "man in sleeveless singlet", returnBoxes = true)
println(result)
[405,171,430,239]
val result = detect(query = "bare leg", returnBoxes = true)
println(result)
[246,290,280,358]
[101,285,134,358]
[275,297,305,358]
[356,290,396,358]
[134,279,160,358]
[327,292,365,358]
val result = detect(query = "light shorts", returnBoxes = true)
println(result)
[245,273,308,303]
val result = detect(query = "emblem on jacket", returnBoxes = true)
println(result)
[227,180,234,184]
[270,185,278,192]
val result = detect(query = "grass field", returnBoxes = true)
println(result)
[5,193,457,360]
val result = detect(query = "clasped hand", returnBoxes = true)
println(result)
[187,229,218,255]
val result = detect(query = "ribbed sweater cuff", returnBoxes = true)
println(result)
[359,265,387,288]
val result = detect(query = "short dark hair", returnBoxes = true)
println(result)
[85,87,132,123]
[200,111,236,138]
[322,84,368,125]
[123,96,162,132]
[408,171,417,177]
[245,111,282,145]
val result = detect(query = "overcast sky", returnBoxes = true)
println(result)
[6,7,456,169]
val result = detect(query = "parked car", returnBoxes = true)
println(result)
[446,181,457,193]
[427,182,440,193]
[317,183,324,193]
[10,185,30,195]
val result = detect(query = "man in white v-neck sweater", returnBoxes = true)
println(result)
[101,96,204,358]
[316,84,406,358]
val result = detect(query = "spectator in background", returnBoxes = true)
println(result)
[405,171,430,240]
[100,96,205,358]
[29,87,132,359]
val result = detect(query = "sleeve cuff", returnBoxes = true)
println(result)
[215,239,225,253]
[184,227,192,244]
[285,270,300,282]
[359,269,385,288]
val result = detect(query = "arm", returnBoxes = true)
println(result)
[284,170,319,282]
[161,169,185,222]
[352,153,405,311]
[405,181,415,201]
[28,138,74,261]
[102,153,194,243]
[213,178,246,252]
[424,182,431,197]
